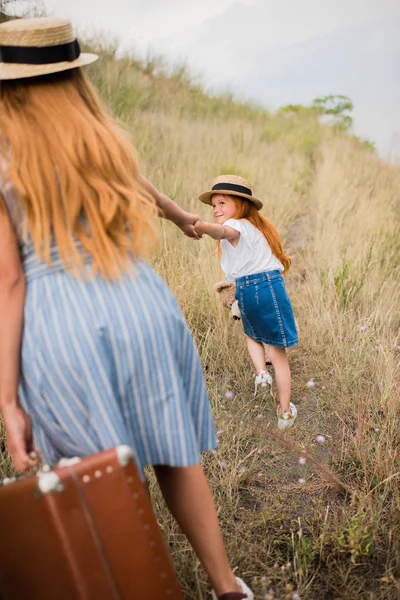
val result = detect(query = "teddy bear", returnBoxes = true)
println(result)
[213,280,241,320]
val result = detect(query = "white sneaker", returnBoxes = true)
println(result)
[211,576,254,599]
[277,402,297,430]
[254,369,273,397]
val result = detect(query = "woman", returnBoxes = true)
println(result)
[0,17,252,600]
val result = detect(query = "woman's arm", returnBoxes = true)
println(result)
[0,205,37,471]
[0,210,25,412]
[138,174,200,239]
[194,219,240,245]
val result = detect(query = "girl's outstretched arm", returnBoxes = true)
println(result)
[138,175,200,239]
[194,218,240,245]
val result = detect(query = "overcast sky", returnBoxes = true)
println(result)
[25,0,400,160]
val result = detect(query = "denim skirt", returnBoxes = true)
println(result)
[235,270,298,348]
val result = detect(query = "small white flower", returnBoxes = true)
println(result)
[257,414,263,419]
[298,456,307,465]
[358,325,367,332]
[298,478,306,484]
[306,379,316,388]
[216,429,224,435]
[224,390,234,399]
[239,467,246,474]
[219,461,227,469]
[330,368,336,374]
[351,348,356,352]
[374,427,380,433]
[292,593,301,600]
[316,435,326,444]
[396,345,400,351]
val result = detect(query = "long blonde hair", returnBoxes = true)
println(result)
[216,195,291,274]
[0,68,157,279]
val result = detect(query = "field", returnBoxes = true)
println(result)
[1,40,399,600]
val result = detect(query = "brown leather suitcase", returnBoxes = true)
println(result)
[0,446,183,600]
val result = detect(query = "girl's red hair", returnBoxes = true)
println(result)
[217,195,291,274]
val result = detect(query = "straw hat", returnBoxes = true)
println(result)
[199,174,263,210]
[0,17,98,80]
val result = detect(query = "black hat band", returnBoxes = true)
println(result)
[0,38,81,65]
[212,182,252,196]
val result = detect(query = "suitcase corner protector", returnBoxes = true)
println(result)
[36,472,64,495]
[116,445,134,466]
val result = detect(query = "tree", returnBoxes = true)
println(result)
[312,95,354,130]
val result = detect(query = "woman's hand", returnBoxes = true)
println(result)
[2,405,39,473]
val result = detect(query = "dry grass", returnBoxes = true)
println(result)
[1,45,399,600]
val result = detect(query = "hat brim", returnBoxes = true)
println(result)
[0,52,98,80]
[199,189,263,211]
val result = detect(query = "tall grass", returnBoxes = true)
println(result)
[1,42,399,600]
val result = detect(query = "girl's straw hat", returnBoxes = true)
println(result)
[199,174,263,210]
[0,17,98,80]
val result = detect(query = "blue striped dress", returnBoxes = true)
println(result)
[2,180,217,476]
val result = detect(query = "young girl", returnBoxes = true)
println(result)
[195,174,298,429]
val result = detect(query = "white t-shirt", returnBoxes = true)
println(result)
[220,218,284,282]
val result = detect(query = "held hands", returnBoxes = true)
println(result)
[183,217,225,241]
[178,213,203,240]
[193,217,207,237]
[175,211,207,240]
[2,404,39,472]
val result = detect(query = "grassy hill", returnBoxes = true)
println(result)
[1,34,399,600]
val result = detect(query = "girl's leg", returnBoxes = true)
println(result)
[267,345,291,413]
[246,335,266,372]
[153,464,240,597]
